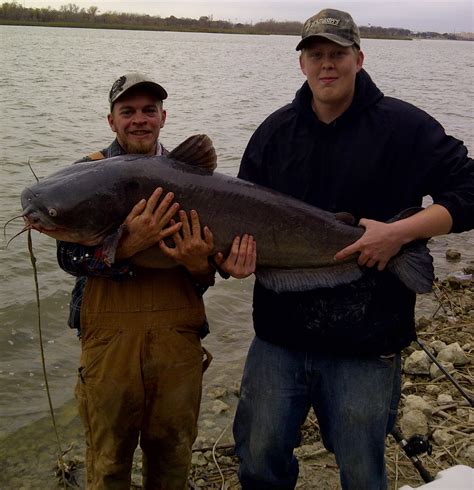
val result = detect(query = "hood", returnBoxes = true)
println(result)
[292,69,384,125]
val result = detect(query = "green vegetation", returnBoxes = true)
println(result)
[0,1,470,40]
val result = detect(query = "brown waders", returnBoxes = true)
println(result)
[75,267,211,489]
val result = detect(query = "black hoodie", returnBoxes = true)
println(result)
[238,69,474,356]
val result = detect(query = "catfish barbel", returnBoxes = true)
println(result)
[21,135,433,293]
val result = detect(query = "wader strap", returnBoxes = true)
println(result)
[87,151,105,161]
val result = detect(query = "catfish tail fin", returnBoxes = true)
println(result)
[386,208,435,293]
[387,240,434,294]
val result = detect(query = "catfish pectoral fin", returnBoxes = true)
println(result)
[386,240,434,293]
[102,225,127,266]
[256,263,364,293]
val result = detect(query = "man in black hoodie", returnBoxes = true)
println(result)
[233,8,474,490]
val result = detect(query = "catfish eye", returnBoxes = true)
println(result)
[48,208,58,217]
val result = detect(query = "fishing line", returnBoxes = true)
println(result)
[27,230,70,489]
[28,158,40,183]
[212,421,231,490]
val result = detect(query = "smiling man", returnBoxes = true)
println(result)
[232,8,474,490]
[56,73,256,489]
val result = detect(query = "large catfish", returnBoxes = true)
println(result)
[21,135,434,293]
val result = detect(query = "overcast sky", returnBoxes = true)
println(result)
[23,1,474,33]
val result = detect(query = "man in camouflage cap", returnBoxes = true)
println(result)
[232,7,474,490]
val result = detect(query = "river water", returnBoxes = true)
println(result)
[0,25,473,474]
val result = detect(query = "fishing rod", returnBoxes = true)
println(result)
[416,339,474,407]
[27,231,77,488]
[390,427,434,483]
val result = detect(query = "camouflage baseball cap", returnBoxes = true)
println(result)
[108,72,168,110]
[296,9,360,50]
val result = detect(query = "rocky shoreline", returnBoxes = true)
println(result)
[0,256,472,489]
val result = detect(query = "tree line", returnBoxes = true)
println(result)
[0,1,468,40]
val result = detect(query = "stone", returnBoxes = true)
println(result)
[432,428,454,446]
[191,452,208,467]
[456,408,469,420]
[430,361,455,379]
[211,400,230,414]
[404,394,433,416]
[416,316,432,329]
[194,436,207,449]
[460,445,474,464]
[400,409,429,437]
[232,381,241,397]
[404,350,431,375]
[402,380,414,391]
[464,261,474,275]
[218,456,234,465]
[202,419,216,429]
[430,340,447,354]
[425,384,441,395]
[445,249,461,261]
[206,386,228,399]
[437,393,453,405]
[447,271,472,287]
[437,342,469,366]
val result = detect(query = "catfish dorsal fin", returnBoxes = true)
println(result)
[169,134,217,172]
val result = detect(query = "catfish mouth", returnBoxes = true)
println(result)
[22,209,59,233]
[22,211,106,246]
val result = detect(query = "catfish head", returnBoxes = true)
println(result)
[21,164,126,246]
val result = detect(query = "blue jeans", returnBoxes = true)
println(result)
[233,337,401,490]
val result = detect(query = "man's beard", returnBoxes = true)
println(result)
[123,140,156,155]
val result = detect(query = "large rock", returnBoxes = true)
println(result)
[430,340,447,354]
[425,384,441,395]
[437,342,469,366]
[210,400,230,414]
[404,350,431,375]
[191,452,208,467]
[430,361,455,379]
[437,393,454,405]
[206,386,228,399]
[432,428,455,446]
[404,395,433,417]
[400,409,429,437]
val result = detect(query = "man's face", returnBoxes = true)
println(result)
[299,38,364,115]
[108,89,166,155]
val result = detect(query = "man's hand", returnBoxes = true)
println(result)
[115,187,182,259]
[335,205,453,271]
[214,234,257,279]
[334,219,403,271]
[159,209,215,275]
